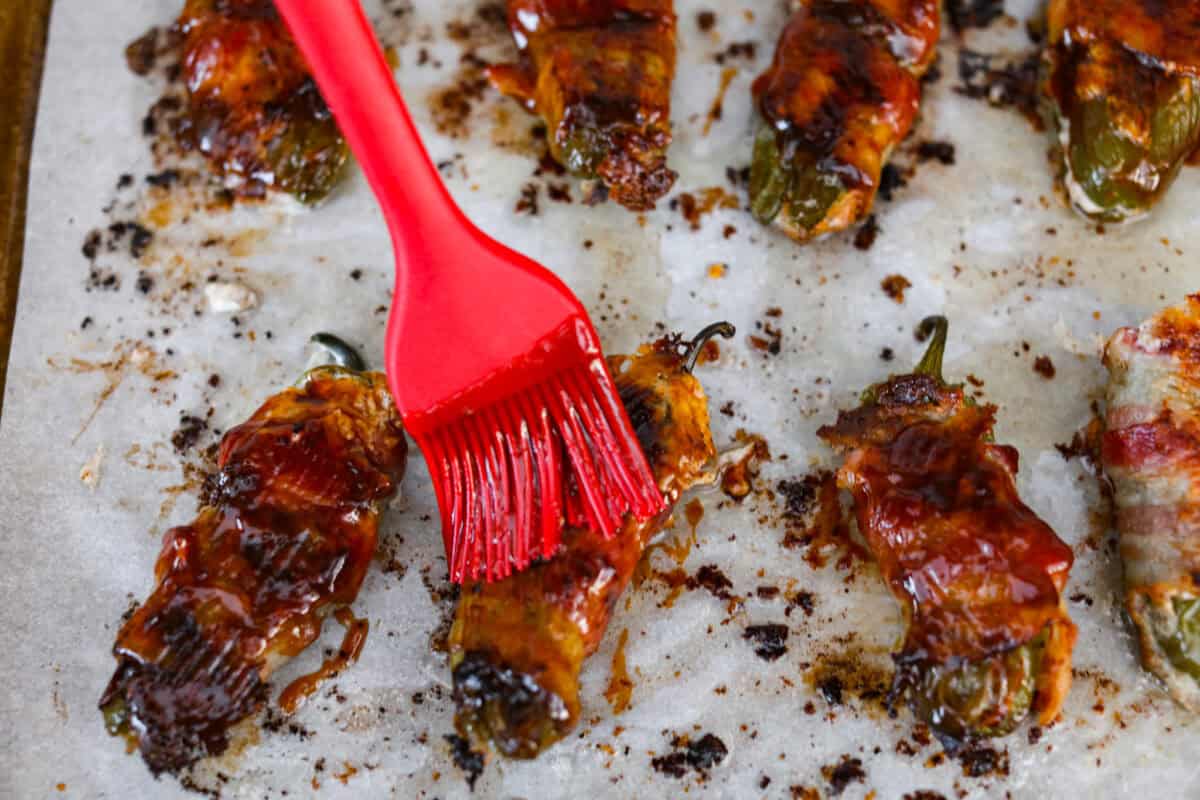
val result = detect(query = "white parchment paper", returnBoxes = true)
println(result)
[2,1,1199,797]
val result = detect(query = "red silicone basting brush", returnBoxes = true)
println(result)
[274,0,665,582]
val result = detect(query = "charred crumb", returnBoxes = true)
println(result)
[955,743,1009,778]
[421,566,460,653]
[445,734,485,790]
[719,401,736,417]
[652,733,728,779]
[428,47,491,138]
[260,707,314,740]
[743,624,789,661]
[515,183,539,215]
[145,169,180,188]
[778,474,822,519]
[547,182,572,203]
[947,0,1005,32]
[171,411,212,454]
[725,165,751,189]
[82,230,102,260]
[723,224,737,238]
[956,49,1043,128]
[853,215,881,250]
[805,651,890,712]
[714,41,756,64]
[135,272,155,294]
[916,140,956,165]
[756,585,780,599]
[690,564,734,600]
[785,590,815,618]
[1033,355,1056,379]
[1069,591,1094,607]
[1027,725,1043,745]
[881,274,912,303]
[177,776,220,799]
[349,269,363,281]
[533,150,566,177]
[822,756,866,796]
[671,188,738,230]
[818,675,844,705]
[748,318,783,356]
[902,793,949,800]
[880,347,894,361]
[81,316,94,330]
[878,163,908,202]
[86,268,120,292]
[697,10,716,32]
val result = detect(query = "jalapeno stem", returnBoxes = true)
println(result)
[683,321,736,373]
[308,332,367,372]
[913,316,949,383]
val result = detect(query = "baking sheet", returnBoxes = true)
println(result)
[2,0,1200,797]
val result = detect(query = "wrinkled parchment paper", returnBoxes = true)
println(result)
[3,0,1200,797]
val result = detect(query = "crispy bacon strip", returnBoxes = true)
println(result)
[100,368,406,774]
[749,0,941,241]
[1103,295,1200,710]
[175,0,347,203]
[449,326,729,758]
[818,318,1076,743]
[487,0,678,210]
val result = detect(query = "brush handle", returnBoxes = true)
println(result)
[274,0,465,243]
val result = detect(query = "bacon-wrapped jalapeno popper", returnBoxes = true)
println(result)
[1103,296,1200,710]
[448,324,731,758]
[487,0,678,211]
[1045,0,1200,222]
[749,0,941,241]
[176,0,348,203]
[817,318,1076,744]
[100,361,406,774]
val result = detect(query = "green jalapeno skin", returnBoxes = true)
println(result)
[1050,42,1200,222]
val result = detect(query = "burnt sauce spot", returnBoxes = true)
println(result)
[690,564,734,600]
[743,624,789,661]
[805,649,891,713]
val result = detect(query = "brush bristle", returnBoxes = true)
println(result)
[416,363,664,583]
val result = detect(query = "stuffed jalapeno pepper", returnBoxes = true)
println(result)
[817,317,1076,745]
[487,0,678,210]
[749,0,941,241]
[1103,296,1200,710]
[100,351,406,775]
[175,0,348,203]
[448,324,732,758]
